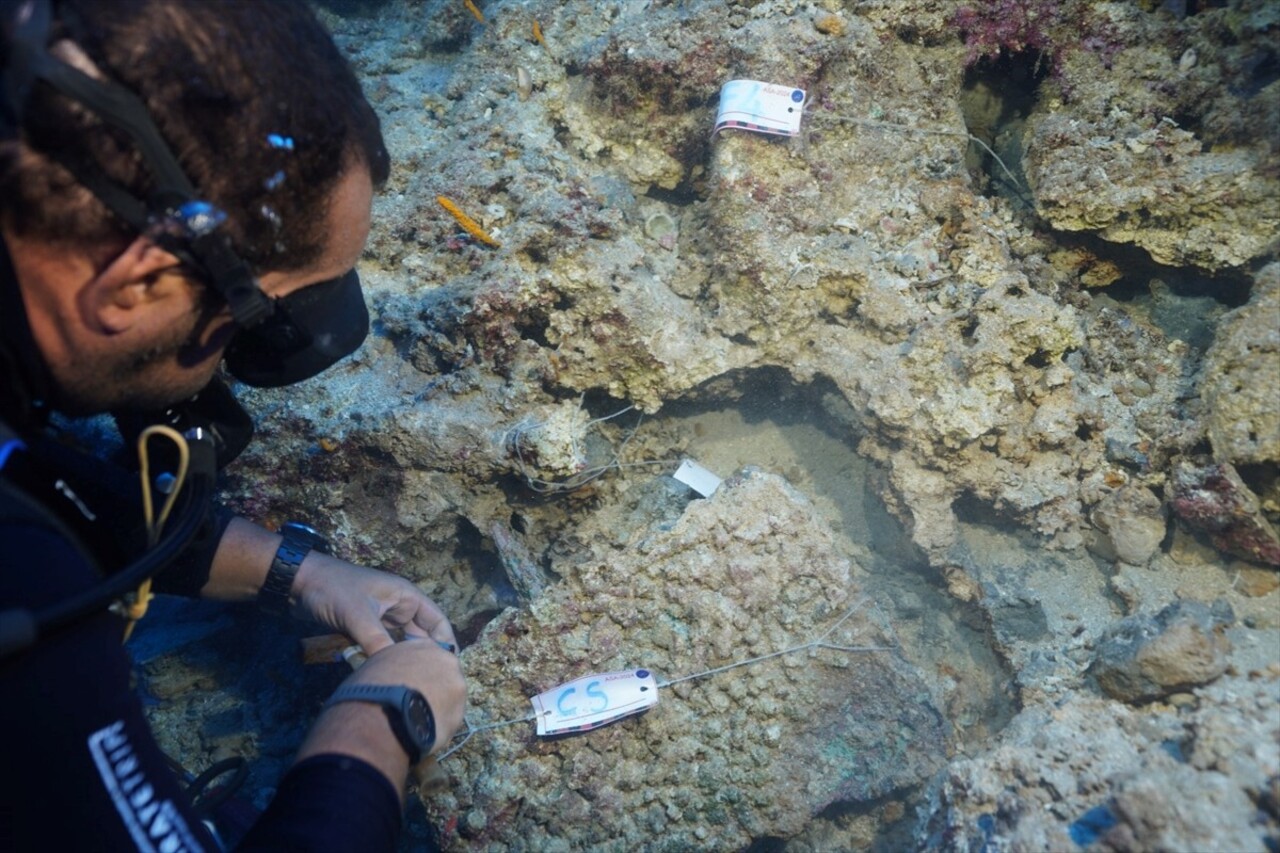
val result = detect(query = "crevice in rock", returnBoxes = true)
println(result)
[954,491,1012,528]
[313,0,386,18]
[808,784,930,853]
[644,178,705,207]
[1071,235,1253,352]
[1172,0,1230,16]
[453,515,521,609]
[1232,42,1280,98]
[959,51,1046,202]
[1072,235,1253,308]
[514,309,553,348]
[1237,462,1280,527]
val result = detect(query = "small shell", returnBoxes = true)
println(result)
[516,66,533,101]
[482,203,509,227]
[644,211,677,242]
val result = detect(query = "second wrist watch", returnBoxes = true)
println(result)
[323,684,436,764]
[257,521,329,615]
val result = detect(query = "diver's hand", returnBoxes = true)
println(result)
[201,518,455,654]
[295,638,467,796]
[291,552,457,656]
[344,637,468,746]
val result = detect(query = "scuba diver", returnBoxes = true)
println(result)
[0,1,466,849]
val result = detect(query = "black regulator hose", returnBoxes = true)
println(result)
[186,756,250,819]
[0,428,218,658]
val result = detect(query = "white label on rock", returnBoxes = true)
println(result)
[674,459,722,497]
[531,669,659,736]
[713,79,806,137]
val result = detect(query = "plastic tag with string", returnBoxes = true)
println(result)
[713,79,806,138]
[438,599,893,759]
[531,669,660,735]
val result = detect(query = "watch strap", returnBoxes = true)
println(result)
[258,522,327,615]
[325,683,409,707]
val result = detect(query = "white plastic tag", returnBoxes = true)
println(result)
[674,459,722,497]
[713,79,806,138]
[531,669,659,736]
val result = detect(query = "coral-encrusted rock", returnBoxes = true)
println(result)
[1100,763,1262,853]
[1090,601,1233,704]
[1019,3,1280,273]
[1171,460,1280,567]
[1024,115,1279,271]
[1201,263,1280,468]
[426,471,947,850]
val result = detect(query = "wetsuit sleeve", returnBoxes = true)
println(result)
[0,521,219,852]
[150,502,235,597]
[236,754,401,852]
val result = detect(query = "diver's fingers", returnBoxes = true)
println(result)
[348,601,397,656]
[389,595,457,648]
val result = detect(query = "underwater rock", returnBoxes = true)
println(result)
[1236,566,1280,599]
[1090,485,1168,566]
[426,471,947,850]
[925,673,1279,852]
[1100,761,1262,853]
[327,0,1210,564]
[1020,2,1280,272]
[505,400,594,483]
[1024,115,1279,271]
[1090,600,1233,704]
[1171,459,1280,567]
[487,518,549,603]
[1201,263,1280,468]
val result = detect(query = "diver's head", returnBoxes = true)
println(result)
[0,0,389,405]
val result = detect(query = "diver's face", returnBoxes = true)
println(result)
[54,164,374,414]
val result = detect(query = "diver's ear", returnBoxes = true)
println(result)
[89,236,190,334]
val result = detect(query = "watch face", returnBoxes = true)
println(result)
[406,693,436,751]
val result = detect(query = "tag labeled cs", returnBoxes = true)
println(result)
[531,669,659,736]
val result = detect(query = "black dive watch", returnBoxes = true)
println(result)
[258,521,329,615]
[323,684,436,764]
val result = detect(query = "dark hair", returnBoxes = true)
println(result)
[0,0,389,272]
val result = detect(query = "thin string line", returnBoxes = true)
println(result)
[585,404,635,427]
[439,712,539,760]
[656,641,892,689]
[516,457,683,491]
[656,597,882,689]
[809,111,1022,188]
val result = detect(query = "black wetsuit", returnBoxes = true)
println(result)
[0,239,401,851]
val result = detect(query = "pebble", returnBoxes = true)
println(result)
[1090,600,1234,703]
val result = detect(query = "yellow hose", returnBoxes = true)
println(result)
[119,425,190,642]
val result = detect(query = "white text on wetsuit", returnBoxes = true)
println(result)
[88,721,205,853]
